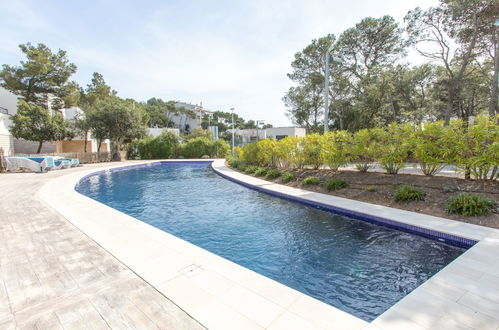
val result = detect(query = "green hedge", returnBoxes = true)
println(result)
[238,116,499,180]
[127,131,179,159]
[128,132,230,159]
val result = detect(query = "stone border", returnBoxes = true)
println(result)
[38,159,499,329]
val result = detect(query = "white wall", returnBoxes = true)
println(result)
[266,127,306,139]
[63,106,80,120]
[148,127,180,137]
[0,133,13,156]
[228,127,306,145]
[0,88,18,115]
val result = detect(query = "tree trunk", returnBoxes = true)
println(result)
[97,139,102,152]
[36,141,43,154]
[112,141,121,161]
[338,108,344,130]
[489,28,499,117]
[444,85,455,125]
[84,131,88,152]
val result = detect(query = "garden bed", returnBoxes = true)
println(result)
[227,163,499,229]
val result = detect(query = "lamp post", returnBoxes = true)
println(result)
[230,107,235,154]
[256,120,265,141]
[323,47,343,134]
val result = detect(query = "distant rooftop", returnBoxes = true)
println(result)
[175,102,214,114]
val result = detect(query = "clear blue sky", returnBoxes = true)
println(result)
[1,0,437,126]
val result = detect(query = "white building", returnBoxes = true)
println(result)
[57,106,111,153]
[171,102,214,133]
[228,126,306,145]
[0,87,110,155]
[147,127,180,137]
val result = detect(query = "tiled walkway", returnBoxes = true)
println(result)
[0,164,204,330]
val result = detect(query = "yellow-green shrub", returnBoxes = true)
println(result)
[213,139,231,158]
[256,139,279,167]
[454,116,499,181]
[232,117,498,181]
[376,123,413,174]
[320,131,351,172]
[350,129,379,172]
[301,133,324,169]
[240,142,259,164]
[413,121,457,176]
[275,136,303,169]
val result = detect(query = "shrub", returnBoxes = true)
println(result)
[366,185,377,192]
[446,194,495,216]
[184,128,212,141]
[324,178,348,191]
[256,139,279,167]
[393,184,426,202]
[320,131,351,172]
[240,142,259,164]
[302,176,320,185]
[453,116,499,181]
[286,136,306,169]
[376,123,413,174]
[281,172,296,183]
[127,131,179,159]
[274,136,302,168]
[266,169,282,179]
[254,167,268,177]
[301,133,324,169]
[180,137,213,158]
[227,156,241,168]
[217,117,498,181]
[243,165,259,174]
[234,146,243,159]
[413,121,455,176]
[351,129,378,172]
[213,139,231,158]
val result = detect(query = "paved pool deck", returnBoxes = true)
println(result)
[2,159,499,329]
[0,161,204,330]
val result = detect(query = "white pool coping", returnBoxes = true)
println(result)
[39,159,499,330]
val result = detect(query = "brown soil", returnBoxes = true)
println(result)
[229,165,499,229]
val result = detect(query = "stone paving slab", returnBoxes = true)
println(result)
[0,163,204,330]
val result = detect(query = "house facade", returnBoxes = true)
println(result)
[0,87,110,155]
[171,102,214,133]
[228,126,306,146]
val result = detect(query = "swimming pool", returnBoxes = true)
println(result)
[76,162,466,321]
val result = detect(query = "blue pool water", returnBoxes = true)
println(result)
[76,162,465,321]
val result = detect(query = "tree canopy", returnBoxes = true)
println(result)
[0,43,78,109]
[284,0,498,131]
[87,97,147,158]
[9,100,73,153]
